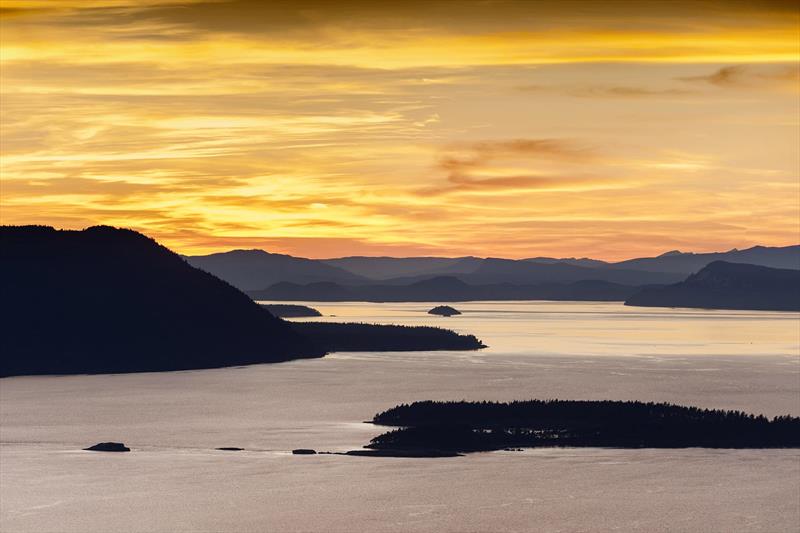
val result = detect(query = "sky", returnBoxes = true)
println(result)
[0,0,798,259]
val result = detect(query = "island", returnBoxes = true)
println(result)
[361,400,800,453]
[259,304,322,318]
[290,322,485,352]
[84,442,130,452]
[428,305,461,317]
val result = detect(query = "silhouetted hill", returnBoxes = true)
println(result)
[0,225,324,376]
[625,261,800,311]
[611,245,800,274]
[290,322,484,352]
[366,400,800,452]
[185,249,365,291]
[249,277,640,302]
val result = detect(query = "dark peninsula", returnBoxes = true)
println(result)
[259,303,322,317]
[363,400,800,453]
[290,322,484,352]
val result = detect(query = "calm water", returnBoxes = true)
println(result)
[1,302,799,532]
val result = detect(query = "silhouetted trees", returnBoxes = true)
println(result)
[259,304,322,317]
[367,400,800,451]
[290,322,485,352]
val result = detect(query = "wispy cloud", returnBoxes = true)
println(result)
[418,139,602,196]
[518,84,695,98]
[679,65,799,89]
[0,1,798,259]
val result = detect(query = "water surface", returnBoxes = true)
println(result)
[2,302,798,532]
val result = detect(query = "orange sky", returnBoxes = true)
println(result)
[1,0,798,259]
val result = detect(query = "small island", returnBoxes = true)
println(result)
[362,400,800,453]
[290,322,485,352]
[84,442,130,452]
[428,305,461,317]
[259,303,323,318]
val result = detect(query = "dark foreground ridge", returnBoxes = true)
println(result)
[625,261,800,311]
[366,400,800,452]
[259,303,322,317]
[291,322,485,352]
[0,225,324,377]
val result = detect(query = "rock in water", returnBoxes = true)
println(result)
[84,442,130,452]
[216,447,244,451]
[292,449,317,455]
[428,305,461,316]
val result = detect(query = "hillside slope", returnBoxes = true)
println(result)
[625,261,800,311]
[0,226,324,376]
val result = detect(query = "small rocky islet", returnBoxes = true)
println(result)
[427,305,461,317]
[84,442,130,452]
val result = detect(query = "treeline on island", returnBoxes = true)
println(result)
[291,322,485,352]
[366,400,800,452]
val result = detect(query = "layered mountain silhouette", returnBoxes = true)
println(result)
[625,261,800,311]
[249,276,638,302]
[612,246,799,274]
[322,256,483,280]
[190,244,799,302]
[320,245,798,280]
[0,225,325,376]
[185,249,364,291]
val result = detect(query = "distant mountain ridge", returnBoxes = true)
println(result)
[185,249,365,291]
[249,276,639,302]
[188,244,798,296]
[322,256,483,280]
[625,261,800,311]
[611,245,800,274]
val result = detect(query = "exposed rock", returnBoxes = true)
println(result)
[84,442,130,452]
[292,448,317,455]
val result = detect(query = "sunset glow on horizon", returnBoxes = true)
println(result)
[1,0,798,259]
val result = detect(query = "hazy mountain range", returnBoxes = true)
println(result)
[625,261,800,311]
[186,245,800,301]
